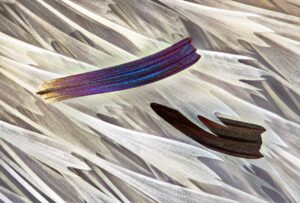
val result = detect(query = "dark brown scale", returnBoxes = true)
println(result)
[151,103,265,159]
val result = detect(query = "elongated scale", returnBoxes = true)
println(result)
[37,38,200,102]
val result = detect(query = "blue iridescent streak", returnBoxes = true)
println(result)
[38,38,200,102]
